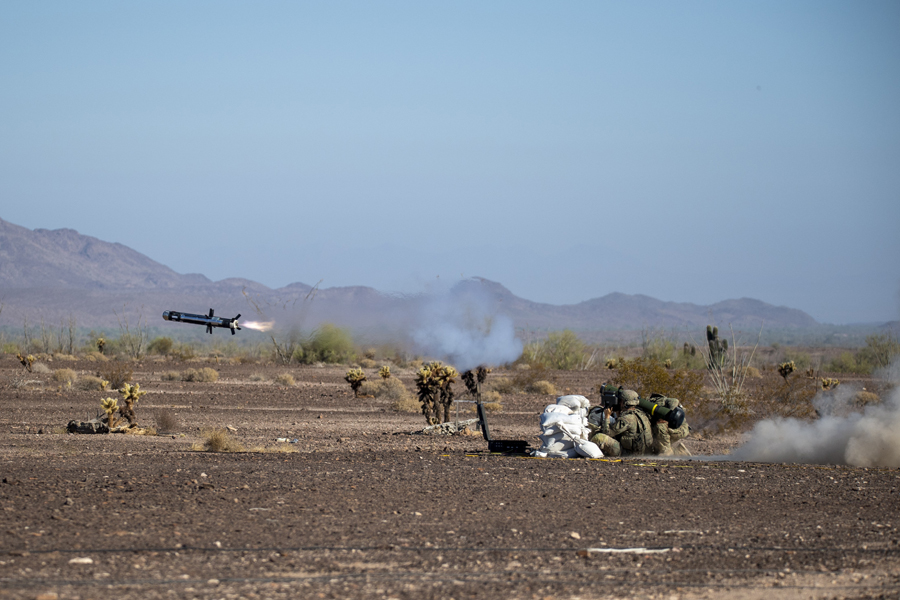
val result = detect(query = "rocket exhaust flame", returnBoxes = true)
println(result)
[241,320,274,332]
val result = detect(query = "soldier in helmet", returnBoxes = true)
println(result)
[589,388,653,456]
[650,396,691,456]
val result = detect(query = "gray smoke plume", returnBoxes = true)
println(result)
[410,284,523,372]
[731,363,900,467]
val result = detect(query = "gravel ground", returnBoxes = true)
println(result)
[1,357,898,599]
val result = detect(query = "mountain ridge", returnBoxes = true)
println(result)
[0,217,819,332]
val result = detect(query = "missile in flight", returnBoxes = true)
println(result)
[162,308,241,335]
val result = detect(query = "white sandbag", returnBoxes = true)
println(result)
[542,440,575,453]
[545,447,580,459]
[576,441,603,459]
[541,426,562,437]
[533,450,549,458]
[543,404,574,415]
[539,432,567,446]
[540,412,583,429]
[557,422,588,442]
[555,395,584,411]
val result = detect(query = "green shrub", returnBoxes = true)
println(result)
[391,396,421,413]
[782,349,811,370]
[609,357,704,409]
[199,429,244,452]
[147,337,174,356]
[296,324,356,364]
[858,333,900,371]
[161,371,181,381]
[825,351,870,375]
[366,377,412,401]
[522,330,587,370]
[52,368,77,384]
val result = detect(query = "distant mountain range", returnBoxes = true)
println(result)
[0,217,821,338]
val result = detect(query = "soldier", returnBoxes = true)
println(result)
[650,396,691,456]
[589,389,653,456]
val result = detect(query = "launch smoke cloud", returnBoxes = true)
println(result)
[731,364,900,467]
[411,283,523,372]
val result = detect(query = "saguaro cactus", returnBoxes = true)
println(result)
[706,326,728,369]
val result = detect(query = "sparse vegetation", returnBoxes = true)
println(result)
[522,330,593,370]
[199,428,245,452]
[77,375,109,391]
[147,337,174,356]
[525,380,556,395]
[274,373,295,387]
[154,409,179,432]
[99,361,133,389]
[52,368,77,384]
[609,357,704,410]
[181,367,219,383]
[297,324,356,365]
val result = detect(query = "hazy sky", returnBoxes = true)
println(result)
[1,2,898,324]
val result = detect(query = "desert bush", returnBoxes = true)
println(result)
[53,353,77,361]
[488,377,517,394]
[161,371,181,381]
[32,362,51,374]
[358,357,377,369]
[147,337,174,356]
[782,349,811,370]
[852,390,880,407]
[858,333,900,372]
[391,396,421,413]
[522,330,589,370]
[98,361,133,389]
[641,330,675,363]
[170,343,196,362]
[274,373,295,387]
[85,351,107,362]
[366,376,412,402]
[77,375,108,391]
[154,409,179,432]
[483,401,503,412]
[297,324,356,364]
[482,390,502,403]
[825,351,867,375]
[248,373,267,382]
[744,366,762,378]
[610,357,704,409]
[200,429,245,452]
[181,367,218,383]
[525,380,556,395]
[52,368,77,384]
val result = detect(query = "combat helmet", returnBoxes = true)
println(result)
[619,389,640,406]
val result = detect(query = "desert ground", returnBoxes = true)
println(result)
[1,355,898,600]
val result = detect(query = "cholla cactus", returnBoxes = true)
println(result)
[605,358,618,370]
[414,364,440,424]
[415,362,458,424]
[462,366,491,397]
[16,354,35,373]
[664,359,672,369]
[379,365,391,380]
[345,368,367,398]
[117,382,147,426]
[100,379,110,391]
[101,397,119,429]
[97,338,106,354]
[778,361,795,380]
[821,377,840,390]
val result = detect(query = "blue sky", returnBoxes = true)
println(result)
[1,1,898,324]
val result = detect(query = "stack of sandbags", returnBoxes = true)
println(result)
[533,394,603,459]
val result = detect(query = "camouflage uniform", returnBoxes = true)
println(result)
[650,397,690,456]
[594,390,653,456]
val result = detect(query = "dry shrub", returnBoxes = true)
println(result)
[161,371,180,381]
[52,368,77,384]
[852,390,880,407]
[358,358,377,369]
[482,390,502,403]
[77,375,108,391]
[85,351,108,362]
[274,373,296,387]
[53,353,78,361]
[391,396,421,413]
[483,401,503,412]
[368,377,411,401]
[154,409,179,432]
[525,380,556,395]
[182,367,218,383]
[248,373,267,382]
[744,366,762,378]
[610,358,703,409]
[488,377,517,394]
[237,355,258,365]
[200,429,244,452]
[98,362,132,389]
[32,363,51,374]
